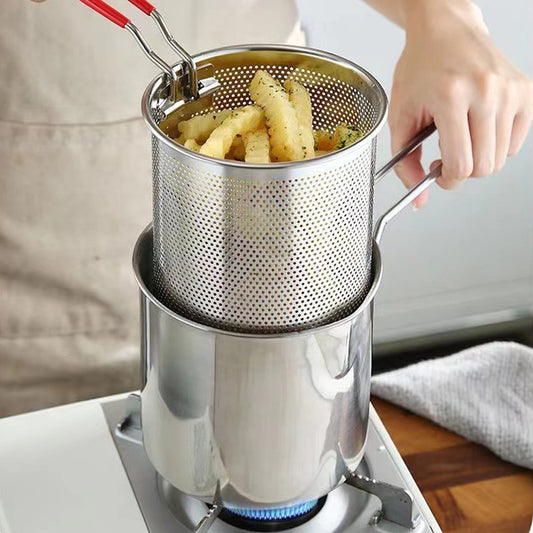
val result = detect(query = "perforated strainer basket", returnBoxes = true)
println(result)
[142,45,436,334]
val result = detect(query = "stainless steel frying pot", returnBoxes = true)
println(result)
[134,43,442,512]
[133,226,380,509]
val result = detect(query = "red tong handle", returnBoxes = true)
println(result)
[79,0,130,28]
[80,0,159,28]
[128,0,156,15]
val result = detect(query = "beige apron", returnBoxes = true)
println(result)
[0,0,305,416]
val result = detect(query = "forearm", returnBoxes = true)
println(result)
[362,0,484,30]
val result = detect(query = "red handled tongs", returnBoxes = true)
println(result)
[79,0,219,112]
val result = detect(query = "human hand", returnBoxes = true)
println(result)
[390,0,533,207]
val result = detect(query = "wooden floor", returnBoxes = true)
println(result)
[373,397,533,533]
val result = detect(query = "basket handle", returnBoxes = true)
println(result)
[374,124,442,244]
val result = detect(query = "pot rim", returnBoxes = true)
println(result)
[133,224,383,340]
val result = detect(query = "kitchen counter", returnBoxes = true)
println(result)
[373,397,533,533]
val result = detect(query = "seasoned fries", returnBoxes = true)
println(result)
[199,106,264,159]
[243,128,271,163]
[227,135,246,161]
[250,70,303,161]
[172,69,364,162]
[183,139,202,152]
[314,129,335,152]
[332,123,364,149]
[177,110,231,142]
[284,79,315,159]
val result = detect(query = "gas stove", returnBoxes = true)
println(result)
[0,394,441,533]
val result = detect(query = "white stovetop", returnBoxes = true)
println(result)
[0,394,148,533]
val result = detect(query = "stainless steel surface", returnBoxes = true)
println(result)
[156,68,221,121]
[102,397,441,532]
[133,226,383,508]
[136,43,445,516]
[144,45,388,333]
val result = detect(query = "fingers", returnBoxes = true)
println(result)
[394,146,430,208]
[389,112,431,208]
[509,79,533,155]
[469,106,496,177]
[391,86,527,197]
[494,102,514,172]
[509,110,533,156]
[434,106,473,189]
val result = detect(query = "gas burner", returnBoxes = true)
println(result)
[226,500,320,520]
[104,396,441,532]
[219,498,325,531]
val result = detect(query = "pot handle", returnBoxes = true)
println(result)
[374,123,442,244]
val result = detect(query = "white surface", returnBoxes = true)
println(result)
[297,0,533,343]
[0,400,147,533]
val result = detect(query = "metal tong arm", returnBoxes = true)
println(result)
[78,0,187,101]
[126,0,199,100]
[373,123,443,244]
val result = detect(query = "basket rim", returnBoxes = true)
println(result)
[141,43,389,170]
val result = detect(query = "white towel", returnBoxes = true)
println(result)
[371,342,533,469]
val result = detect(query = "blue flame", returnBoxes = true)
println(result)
[227,500,318,521]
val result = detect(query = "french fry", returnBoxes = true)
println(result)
[226,135,246,161]
[249,70,303,162]
[314,130,335,151]
[200,106,265,159]
[183,139,202,152]
[243,128,271,163]
[284,79,315,159]
[178,110,231,142]
[332,123,364,149]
